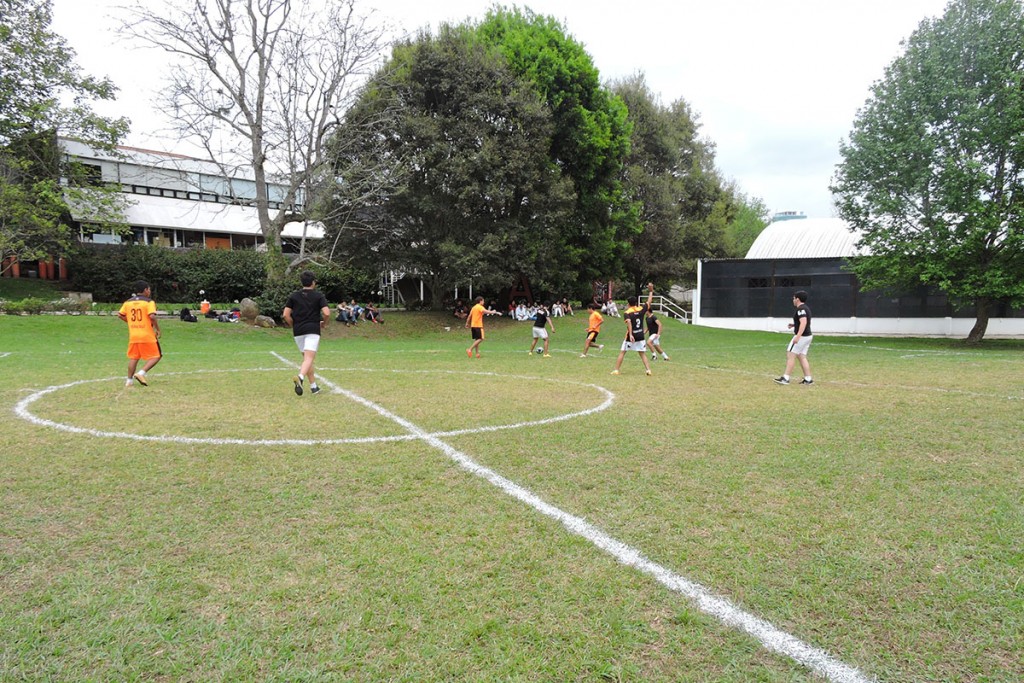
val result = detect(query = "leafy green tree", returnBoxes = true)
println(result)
[0,0,128,275]
[326,25,575,308]
[475,7,635,292]
[831,0,1024,342]
[612,74,732,293]
[724,190,770,257]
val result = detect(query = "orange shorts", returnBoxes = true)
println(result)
[127,341,161,360]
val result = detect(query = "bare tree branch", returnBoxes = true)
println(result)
[118,0,389,277]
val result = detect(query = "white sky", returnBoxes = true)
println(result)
[51,0,950,218]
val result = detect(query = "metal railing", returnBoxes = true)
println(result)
[650,295,690,324]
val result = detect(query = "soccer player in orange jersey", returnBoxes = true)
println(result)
[118,280,162,387]
[465,296,499,358]
[580,301,605,357]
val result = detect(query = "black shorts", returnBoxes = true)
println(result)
[586,330,599,343]
[471,327,483,340]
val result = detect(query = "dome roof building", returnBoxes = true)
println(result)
[745,216,865,259]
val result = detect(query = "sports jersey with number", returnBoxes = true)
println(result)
[119,296,157,343]
[793,303,812,336]
[624,304,648,341]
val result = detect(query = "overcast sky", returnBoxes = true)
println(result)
[50,0,951,219]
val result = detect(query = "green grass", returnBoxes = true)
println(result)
[1,312,1022,682]
[0,276,61,300]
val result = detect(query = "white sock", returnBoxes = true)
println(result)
[783,375,790,381]
[298,374,305,383]
[136,370,146,377]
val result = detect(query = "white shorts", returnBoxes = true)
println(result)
[532,327,548,339]
[621,339,647,353]
[788,335,813,355]
[648,333,660,346]
[294,334,321,353]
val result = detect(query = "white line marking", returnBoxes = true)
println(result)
[695,364,1023,401]
[12,366,614,446]
[0,352,11,359]
[273,353,876,683]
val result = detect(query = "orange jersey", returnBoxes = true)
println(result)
[468,303,487,328]
[587,310,604,333]
[120,296,158,344]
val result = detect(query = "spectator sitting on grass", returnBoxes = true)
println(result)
[364,302,383,324]
[336,301,356,325]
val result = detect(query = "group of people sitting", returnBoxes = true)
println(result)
[336,300,383,325]
[506,297,574,321]
[178,306,240,323]
[600,299,620,317]
[452,296,576,321]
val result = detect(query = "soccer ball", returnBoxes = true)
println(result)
[535,348,543,354]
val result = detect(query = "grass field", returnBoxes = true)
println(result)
[1,311,1022,682]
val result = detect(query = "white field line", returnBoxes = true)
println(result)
[696,364,1024,401]
[0,352,10,359]
[817,342,1024,362]
[12,366,614,446]
[271,352,875,683]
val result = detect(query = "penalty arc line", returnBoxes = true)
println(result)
[272,352,876,683]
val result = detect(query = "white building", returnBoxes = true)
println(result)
[61,138,323,251]
[694,213,1024,338]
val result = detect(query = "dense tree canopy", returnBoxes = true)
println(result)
[612,75,740,293]
[476,7,635,288]
[326,25,575,307]
[0,0,127,274]
[327,9,636,305]
[831,0,1024,342]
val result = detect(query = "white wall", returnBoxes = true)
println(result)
[693,315,1024,338]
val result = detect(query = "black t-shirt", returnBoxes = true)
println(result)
[645,313,660,336]
[533,309,548,328]
[793,303,812,336]
[625,304,649,341]
[285,288,328,336]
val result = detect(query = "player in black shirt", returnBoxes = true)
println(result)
[773,290,813,385]
[645,310,670,362]
[283,270,331,395]
[611,283,654,376]
[528,303,555,356]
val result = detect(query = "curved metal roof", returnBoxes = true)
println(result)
[745,217,864,259]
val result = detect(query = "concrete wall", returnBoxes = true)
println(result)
[693,315,1024,338]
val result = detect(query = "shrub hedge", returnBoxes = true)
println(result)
[66,245,379,314]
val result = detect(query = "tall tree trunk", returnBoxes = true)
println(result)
[966,297,990,343]
[427,273,444,311]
